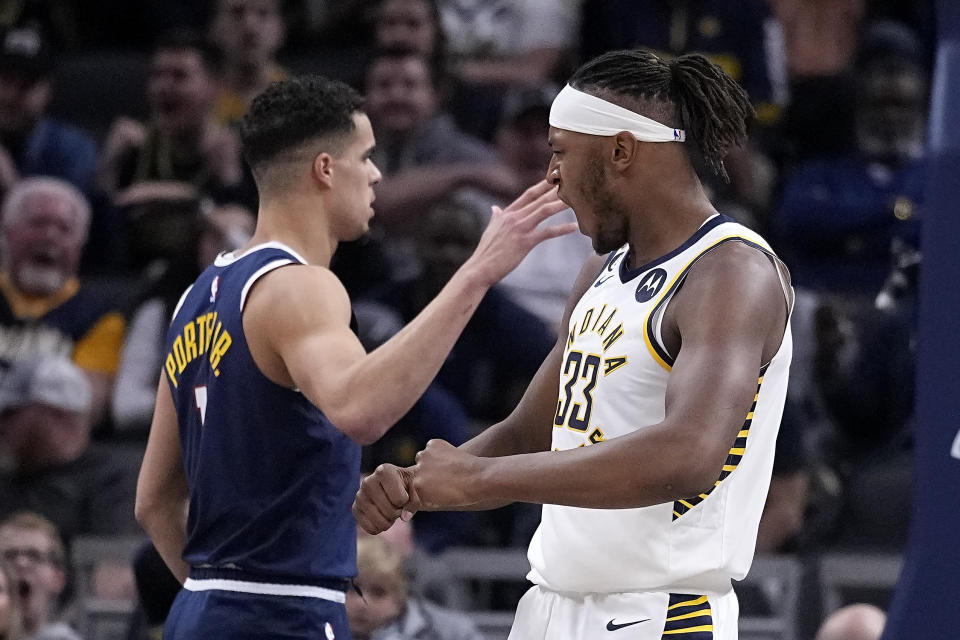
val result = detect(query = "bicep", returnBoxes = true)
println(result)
[246,266,367,413]
[663,248,782,462]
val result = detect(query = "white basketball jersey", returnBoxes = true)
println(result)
[527,214,793,596]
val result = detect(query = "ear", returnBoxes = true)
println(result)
[610,131,639,171]
[312,152,334,188]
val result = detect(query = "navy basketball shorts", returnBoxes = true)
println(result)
[164,587,351,639]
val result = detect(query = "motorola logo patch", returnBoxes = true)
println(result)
[634,268,667,303]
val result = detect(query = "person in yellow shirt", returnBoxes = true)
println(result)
[0,177,125,426]
[209,0,287,125]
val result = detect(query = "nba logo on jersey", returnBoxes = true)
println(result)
[324,622,335,639]
[635,268,668,302]
[210,276,220,303]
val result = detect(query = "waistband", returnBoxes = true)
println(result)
[185,567,351,603]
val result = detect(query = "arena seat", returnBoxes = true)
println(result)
[71,534,147,640]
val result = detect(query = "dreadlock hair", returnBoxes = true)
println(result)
[569,49,754,182]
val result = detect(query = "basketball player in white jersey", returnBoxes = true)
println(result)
[354,50,794,640]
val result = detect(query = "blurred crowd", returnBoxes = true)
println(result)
[0,0,934,638]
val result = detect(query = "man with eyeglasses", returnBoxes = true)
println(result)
[0,511,80,640]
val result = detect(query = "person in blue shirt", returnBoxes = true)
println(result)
[773,25,928,294]
[0,26,97,197]
[134,74,573,639]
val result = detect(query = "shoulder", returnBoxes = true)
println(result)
[675,240,787,333]
[243,264,352,325]
[689,240,785,300]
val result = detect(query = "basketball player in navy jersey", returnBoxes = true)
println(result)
[134,75,574,639]
[355,51,794,639]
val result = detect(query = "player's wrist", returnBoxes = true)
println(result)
[452,258,496,293]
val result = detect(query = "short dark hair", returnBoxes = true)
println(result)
[239,75,365,170]
[154,28,224,76]
[569,49,753,182]
[366,45,445,92]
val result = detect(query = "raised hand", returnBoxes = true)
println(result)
[463,180,578,287]
[353,463,419,535]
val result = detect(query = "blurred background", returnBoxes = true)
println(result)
[0,1,939,639]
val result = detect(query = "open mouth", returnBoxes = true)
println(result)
[18,579,31,600]
[30,251,59,267]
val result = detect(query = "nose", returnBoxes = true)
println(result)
[370,160,383,185]
[546,161,560,185]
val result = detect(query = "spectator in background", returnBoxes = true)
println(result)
[374,0,445,60]
[0,178,125,426]
[767,0,865,160]
[493,84,593,330]
[97,30,245,206]
[772,21,927,294]
[438,0,577,140]
[815,604,885,640]
[208,0,287,125]
[363,47,513,224]
[0,513,80,640]
[366,195,554,422]
[0,357,140,543]
[337,47,514,294]
[111,201,254,434]
[347,534,482,640]
[578,0,787,222]
[0,26,97,198]
[0,557,24,640]
[579,0,787,128]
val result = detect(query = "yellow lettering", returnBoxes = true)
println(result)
[596,308,617,336]
[209,330,233,375]
[601,324,624,351]
[164,354,178,388]
[173,336,188,374]
[603,356,628,376]
[591,305,607,331]
[197,314,208,354]
[206,313,218,351]
[579,309,594,335]
[184,322,198,363]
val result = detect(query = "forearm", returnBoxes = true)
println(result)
[337,269,490,442]
[462,416,549,458]
[474,427,715,509]
[139,499,189,584]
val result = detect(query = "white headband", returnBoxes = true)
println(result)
[549,84,685,142]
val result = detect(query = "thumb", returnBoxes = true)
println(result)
[401,466,421,520]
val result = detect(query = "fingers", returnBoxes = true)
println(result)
[506,179,556,212]
[400,468,422,520]
[534,221,580,243]
[522,197,568,226]
[352,465,414,534]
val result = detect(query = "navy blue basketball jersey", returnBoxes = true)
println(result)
[162,242,361,583]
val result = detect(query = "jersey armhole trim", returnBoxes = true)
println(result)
[643,235,773,370]
[170,285,194,324]
[240,259,295,313]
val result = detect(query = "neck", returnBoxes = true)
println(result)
[244,194,337,266]
[623,175,717,269]
[225,61,269,95]
[165,119,210,151]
